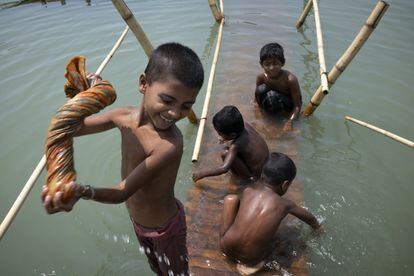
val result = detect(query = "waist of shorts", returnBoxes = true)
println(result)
[131,199,186,238]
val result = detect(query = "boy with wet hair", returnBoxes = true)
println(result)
[219,152,322,273]
[255,42,302,132]
[192,105,269,182]
[42,42,204,275]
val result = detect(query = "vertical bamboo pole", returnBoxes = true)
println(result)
[0,27,130,240]
[303,1,389,116]
[312,0,329,95]
[192,0,225,162]
[345,116,414,148]
[296,0,313,29]
[208,0,222,22]
[111,0,197,123]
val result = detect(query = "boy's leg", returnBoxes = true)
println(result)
[135,234,163,274]
[154,201,189,275]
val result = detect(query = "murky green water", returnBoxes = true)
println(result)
[0,0,413,275]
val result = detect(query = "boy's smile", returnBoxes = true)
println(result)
[140,74,198,130]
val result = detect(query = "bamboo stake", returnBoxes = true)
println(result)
[192,1,225,162]
[303,0,389,116]
[0,27,129,241]
[345,116,414,148]
[111,0,153,58]
[208,0,222,22]
[312,0,329,95]
[111,0,197,124]
[296,0,313,29]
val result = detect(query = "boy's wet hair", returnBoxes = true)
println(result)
[262,152,296,186]
[212,105,245,136]
[145,42,204,89]
[260,43,285,65]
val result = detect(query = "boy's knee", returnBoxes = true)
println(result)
[224,194,238,203]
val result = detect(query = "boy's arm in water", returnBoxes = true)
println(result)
[192,143,238,182]
[283,73,302,132]
[286,198,321,230]
[42,132,182,214]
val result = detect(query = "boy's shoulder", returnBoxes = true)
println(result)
[283,69,299,83]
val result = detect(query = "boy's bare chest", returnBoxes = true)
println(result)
[265,77,290,95]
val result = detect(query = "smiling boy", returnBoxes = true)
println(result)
[41,43,204,275]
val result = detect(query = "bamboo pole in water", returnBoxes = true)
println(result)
[192,0,224,162]
[345,116,414,148]
[208,0,222,22]
[111,0,198,124]
[296,0,313,29]
[312,0,329,95]
[0,27,130,240]
[303,1,389,116]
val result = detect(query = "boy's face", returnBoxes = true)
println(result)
[139,74,199,130]
[261,58,283,79]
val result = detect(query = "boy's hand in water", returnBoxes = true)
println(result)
[313,224,325,236]
[87,72,102,87]
[282,119,293,132]
[192,171,204,182]
[41,182,84,214]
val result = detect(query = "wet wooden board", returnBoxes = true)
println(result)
[185,70,309,275]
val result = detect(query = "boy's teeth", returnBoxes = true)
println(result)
[161,115,172,123]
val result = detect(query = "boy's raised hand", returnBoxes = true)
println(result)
[41,182,83,214]
[282,119,293,132]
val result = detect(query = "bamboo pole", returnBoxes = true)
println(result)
[0,27,129,241]
[303,1,389,116]
[208,0,222,22]
[296,0,313,29]
[312,0,329,95]
[111,0,197,124]
[192,1,225,162]
[345,116,414,148]
[111,0,153,58]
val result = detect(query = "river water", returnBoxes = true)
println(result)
[0,0,413,275]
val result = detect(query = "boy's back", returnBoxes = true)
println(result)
[232,122,269,178]
[220,183,289,264]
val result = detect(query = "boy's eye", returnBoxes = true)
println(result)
[160,96,173,105]
[182,104,192,110]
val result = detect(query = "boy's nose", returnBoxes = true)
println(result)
[168,108,182,120]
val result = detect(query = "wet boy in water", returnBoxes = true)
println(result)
[192,105,269,182]
[219,152,322,273]
[255,43,302,132]
[41,43,204,276]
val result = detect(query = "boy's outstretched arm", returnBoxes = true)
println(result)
[286,199,321,230]
[74,108,125,137]
[42,139,182,213]
[283,74,302,132]
[192,144,238,182]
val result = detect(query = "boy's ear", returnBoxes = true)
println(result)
[282,180,291,192]
[139,73,147,94]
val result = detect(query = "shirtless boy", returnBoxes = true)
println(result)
[220,152,322,271]
[255,43,302,132]
[41,43,204,275]
[192,105,269,182]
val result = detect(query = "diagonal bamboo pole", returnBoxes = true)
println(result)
[345,116,414,148]
[296,0,313,29]
[0,26,130,240]
[303,0,389,116]
[312,0,329,95]
[208,0,222,22]
[111,0,197,124]
[192,0,224,162]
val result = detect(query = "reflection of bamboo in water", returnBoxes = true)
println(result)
[303,1,389,116]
